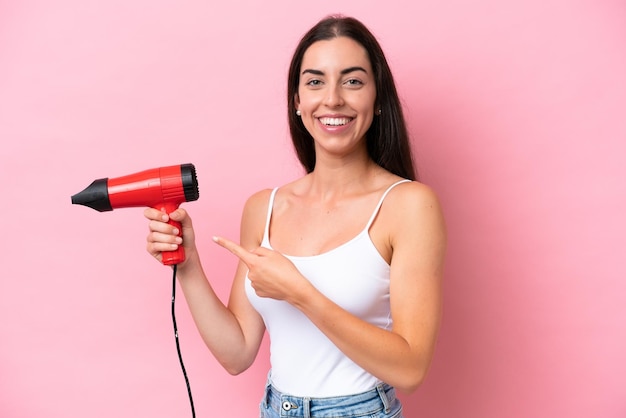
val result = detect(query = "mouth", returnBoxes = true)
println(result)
[318,117,354,127]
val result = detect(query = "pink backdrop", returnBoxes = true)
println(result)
[1,1,625,417]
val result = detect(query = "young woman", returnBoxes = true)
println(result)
[145,15,446,418]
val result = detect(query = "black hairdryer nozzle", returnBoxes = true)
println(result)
[71,178,112,212]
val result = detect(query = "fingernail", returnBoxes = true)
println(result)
[212,236,219,242]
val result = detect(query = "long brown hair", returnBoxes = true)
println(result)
[287,15,417,180]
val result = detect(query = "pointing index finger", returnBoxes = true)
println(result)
[212,236,252,263]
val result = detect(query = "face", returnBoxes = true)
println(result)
[295,36,377,159]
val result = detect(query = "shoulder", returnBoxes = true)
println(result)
[241,177,304,220]
[242,188,274,214]
[382,181,446,247]
[239,188,274,245]
[385,181,442,213]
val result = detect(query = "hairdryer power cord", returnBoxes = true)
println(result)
[171,264,196,418]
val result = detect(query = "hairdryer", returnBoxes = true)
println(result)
[71,163,200,265]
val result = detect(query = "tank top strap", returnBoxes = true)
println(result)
[262,188,279,244]
[364,179,412,231]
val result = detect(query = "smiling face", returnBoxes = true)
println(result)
[295,36,377,160]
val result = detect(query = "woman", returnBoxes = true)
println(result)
[145,15,446,418]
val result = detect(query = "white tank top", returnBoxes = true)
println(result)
[245,180,410,397]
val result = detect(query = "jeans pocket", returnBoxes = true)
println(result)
[374,406,403,418]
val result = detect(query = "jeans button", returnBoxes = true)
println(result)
[282,401,293,411]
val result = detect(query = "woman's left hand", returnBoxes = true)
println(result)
[213,236,310,302]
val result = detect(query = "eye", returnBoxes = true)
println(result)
[305,79,323,88]
[344,78,364,88]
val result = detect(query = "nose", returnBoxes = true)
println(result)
[324,84,344,108]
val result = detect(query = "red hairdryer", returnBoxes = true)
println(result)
[71,163,199,265]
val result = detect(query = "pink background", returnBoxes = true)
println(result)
[1,1,625,417]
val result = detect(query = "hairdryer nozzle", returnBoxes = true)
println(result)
[71,178,113,212]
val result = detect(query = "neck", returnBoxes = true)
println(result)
[305,154,381,199]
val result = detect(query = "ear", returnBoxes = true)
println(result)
[294,93,300,110]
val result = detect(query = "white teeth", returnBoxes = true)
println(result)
[320,117,351,126]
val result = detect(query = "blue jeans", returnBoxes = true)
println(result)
[259,380,403,418]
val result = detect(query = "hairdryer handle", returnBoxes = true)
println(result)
[157,203,185,266]
[162,218,185,265]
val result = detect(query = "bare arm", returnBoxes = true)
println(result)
[214,182,446,392]
[145,191,270,374]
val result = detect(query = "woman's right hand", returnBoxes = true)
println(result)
[144,207,197,266]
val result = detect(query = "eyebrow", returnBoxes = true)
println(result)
[301,66,368,76]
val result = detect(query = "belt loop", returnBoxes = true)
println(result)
[376,383,391,414]
[262,375,271,408]
[303,397,311,418]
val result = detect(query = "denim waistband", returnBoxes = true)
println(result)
[261,380,400,417]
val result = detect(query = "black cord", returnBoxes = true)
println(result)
[171,264,196,418]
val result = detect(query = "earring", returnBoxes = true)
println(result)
[376,108,382,115]
[296,110,302,116]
